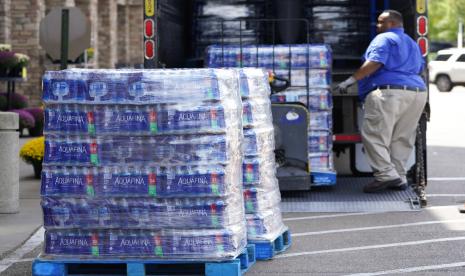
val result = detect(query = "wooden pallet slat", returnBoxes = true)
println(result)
[249,229,291,260]
[32,244,255,276]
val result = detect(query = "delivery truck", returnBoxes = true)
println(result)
[142,0,430,209]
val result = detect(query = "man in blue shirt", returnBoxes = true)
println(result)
[337,10,427,197]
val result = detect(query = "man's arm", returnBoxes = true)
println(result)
[353,60,383,81]
[337,60,383,93]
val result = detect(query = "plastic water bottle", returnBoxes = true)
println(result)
[308,130,331,153]
[107,230,152,256]
[242,161,259,186]
[45,230,100,256]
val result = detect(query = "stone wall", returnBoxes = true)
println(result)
[128,3,143,67]
[2,0,144,106]
[117,4,130,67]
[75,0,99,68]
[0,0,11,43]
[9,0,46,105]
[97,0,117,68]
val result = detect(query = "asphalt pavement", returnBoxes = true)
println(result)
[1,84,465,275]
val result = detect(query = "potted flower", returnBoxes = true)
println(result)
[10,53,29,77]
[0,51,17,77]
[19,136,44,179]
[10,109,35,136]
[0,92,28,109]
[0,44,12,52]
[24,107,44,137]
[0,44,29,78]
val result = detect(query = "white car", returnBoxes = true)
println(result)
[429,48,465,92]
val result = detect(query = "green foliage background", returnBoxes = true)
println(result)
[429,0,465,43]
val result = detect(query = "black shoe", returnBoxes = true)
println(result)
[363,178,403,193]
[388,182,408,191]
[418,190,427,207]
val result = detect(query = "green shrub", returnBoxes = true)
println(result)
[0,92,28,110]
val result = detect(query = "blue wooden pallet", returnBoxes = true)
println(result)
[249,229,291,260]
[32,244,255,276]
[311,171,337,186]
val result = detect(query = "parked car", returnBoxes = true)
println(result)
[429,41,454,53]
[429,48,465,92]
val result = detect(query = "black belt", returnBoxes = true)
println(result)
[375,85,426,92]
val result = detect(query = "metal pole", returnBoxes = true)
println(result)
[60,8,69,70]
[6,81,11,110]
[143,0,157,68]
[458,21,463,49]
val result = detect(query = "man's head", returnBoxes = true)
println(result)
[377,10,403,33]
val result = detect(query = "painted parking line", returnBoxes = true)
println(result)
[292,219,465,237]
[0,227,44,273]
[345,261,465,275]
[428,194,465,197]
[428,177,465,181]
[283,205,457,222]
[283,212,379,222]
[275,236,465,259]
[10,258,34,263]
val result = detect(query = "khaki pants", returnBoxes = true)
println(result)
[361,88,427,183]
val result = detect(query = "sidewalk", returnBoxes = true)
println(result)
[0,137,43,258]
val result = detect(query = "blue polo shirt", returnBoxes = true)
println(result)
[358,27,426,101]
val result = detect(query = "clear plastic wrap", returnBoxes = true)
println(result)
[246,205,287,241]
[44,102,241,136]
[310,31,369,57]
[41,164,241,197]
[194,21,263,38]
[238,68,271,99]
[308,130,332,154]
[192,0,267,59]
[43,133,243,166]
[41,68,248,260]
[242,98,273,129]
[41,164,241,198]
[44,224,246,259]
[309,110,332,131]
[243,187,281,214]
[311,13,370,32]
[243,127,275,157]
[309,153,334,172]
[206,44,332,69]
[194,1,266,19]
[304,0,370,57]
[270,88,333,111]
[273,69,331,87]
[42,69,241,106]
[243,151,278,187]
[42,194,244,230]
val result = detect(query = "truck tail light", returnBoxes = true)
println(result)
[145,40,155,59]
[333,134,362,143]
[417,37,428,57]
[417,16,428,36]
[144,19,154,38]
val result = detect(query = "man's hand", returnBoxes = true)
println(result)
[336,76,356,94]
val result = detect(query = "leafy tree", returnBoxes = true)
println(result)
[429,0,465,44]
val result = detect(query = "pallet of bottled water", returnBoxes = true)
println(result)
[206,44,332,87]
[40,68,248,260]
[238,69,290,246]
[206,44,332,69]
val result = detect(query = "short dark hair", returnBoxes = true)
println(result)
[383,10,403,25]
